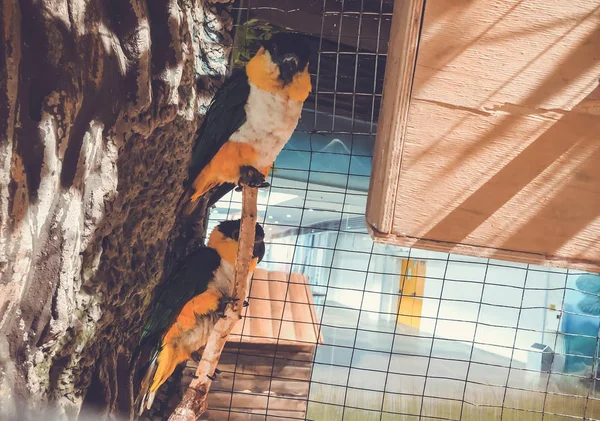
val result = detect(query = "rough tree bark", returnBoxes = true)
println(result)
[0,0,233,419]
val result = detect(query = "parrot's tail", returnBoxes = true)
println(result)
[182,195,201,216]
[137,344,185,414]
[182,174,220,216]
[136,351,158,415]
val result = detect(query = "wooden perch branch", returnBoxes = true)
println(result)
[168,186,259,421]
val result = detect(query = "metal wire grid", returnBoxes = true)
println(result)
[202,0,600,420]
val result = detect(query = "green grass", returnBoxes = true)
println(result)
[306,375,600,421]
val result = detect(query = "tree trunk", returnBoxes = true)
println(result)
[0,0,233,419]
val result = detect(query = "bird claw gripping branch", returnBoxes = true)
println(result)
[217,296,241,318]
[236,166,270,190]
[207,367,222,381]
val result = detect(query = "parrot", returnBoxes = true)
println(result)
[135,219,266,414]
[182,31,312,214]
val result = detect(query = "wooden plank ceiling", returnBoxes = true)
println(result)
[367,0,600,272]
[230,268,323,346]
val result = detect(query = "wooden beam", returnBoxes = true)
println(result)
[366,0,425,234]
[366,0,600,273]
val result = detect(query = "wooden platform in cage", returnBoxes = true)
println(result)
[229,269,323,347]
[188,269,322,421]
[367,0,600,273]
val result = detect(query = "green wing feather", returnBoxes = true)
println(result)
[141,247,221,344]
[189,69,251,183]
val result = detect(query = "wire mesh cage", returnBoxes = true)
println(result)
[199,1,600,420]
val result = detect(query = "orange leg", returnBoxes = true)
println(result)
[174,290,221,331]
[151,290,222,393]
[190,142,260,202]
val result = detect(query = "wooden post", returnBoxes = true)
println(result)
[167,186,258,421]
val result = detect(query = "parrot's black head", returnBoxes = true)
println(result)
[214,219,266,263]
[261,32,311,86]
[253,223,266,263]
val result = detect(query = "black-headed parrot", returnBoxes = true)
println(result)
[182,32,312,214]
[136,219,265,413]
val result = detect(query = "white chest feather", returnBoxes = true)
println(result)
[179,312,218,354]
[212,261,236,297]
[213,260,253,299]
[230,82,304,168]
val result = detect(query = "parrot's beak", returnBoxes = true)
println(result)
[279,54,299,85]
